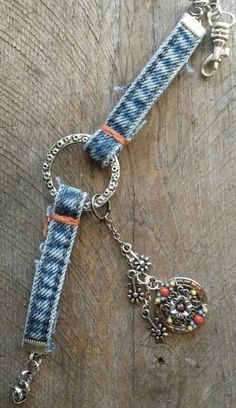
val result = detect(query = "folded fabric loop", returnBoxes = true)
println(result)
[23,180,87,353]
[84,14,205,167]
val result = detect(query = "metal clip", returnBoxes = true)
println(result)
[12,353,42,404]
[201,43,230,78]
[188,1,221,20]
[188,1,211,19]
[202,11,235,78]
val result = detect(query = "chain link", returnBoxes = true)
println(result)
[12,353,42,404]
[188,0,222,21]
[141,292,151,318]
[102,213,161,291]
[104,214,133,256]
[189,1,210,19]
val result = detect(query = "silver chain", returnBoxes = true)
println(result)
[91,195,161,291]
[12,353,42,404]
[103,214,162,290]
[91,201,168,341]
[103,214,133,258]
[188,0,221,19]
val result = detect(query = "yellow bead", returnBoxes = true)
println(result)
[170,281,176,287]
[167,317,173,324]
[155,298,161,305]
[191,289,197,296]
[203,307,208,314]
[187,325,193,332]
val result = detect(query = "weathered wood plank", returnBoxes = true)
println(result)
[0,1,236,407]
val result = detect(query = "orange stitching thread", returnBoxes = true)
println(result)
[49,213,81,226]
[43,217,49,237]
[100,124,128,146]
[43,214,80,236]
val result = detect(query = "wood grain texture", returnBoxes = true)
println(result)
[0,0,236,407]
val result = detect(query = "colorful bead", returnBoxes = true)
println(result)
[155,277,208,334]
[176,303,185,312]
[193,314,204,325]
[160,287,170,297]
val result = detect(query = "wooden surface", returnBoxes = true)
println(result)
[1,1,236,407]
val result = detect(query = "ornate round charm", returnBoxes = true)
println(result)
[155,277,208,333]
[42,133,120,211]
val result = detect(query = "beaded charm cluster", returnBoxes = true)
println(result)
[91,204,209,342]
[154,278,208,333]
[127,253,208,339]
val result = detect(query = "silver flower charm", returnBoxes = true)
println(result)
[127,279,145,304]
[129,254,151,272]
[148,317,168,341]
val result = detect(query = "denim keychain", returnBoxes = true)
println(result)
[12,1,235,404]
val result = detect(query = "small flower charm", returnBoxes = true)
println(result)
[155,277,208,333]
[127,278,145,304]
[148,317,168,341]
[142,303,168,341]
[129,254,151,272]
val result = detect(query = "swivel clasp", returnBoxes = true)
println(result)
[201,11,235,78]
[201,44,230,78]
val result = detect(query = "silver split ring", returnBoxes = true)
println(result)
[42,133,120,211]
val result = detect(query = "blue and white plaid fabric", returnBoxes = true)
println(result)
[23,181,87,353]
[84,15,205,167]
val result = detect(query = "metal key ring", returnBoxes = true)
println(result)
[42,133,120,211]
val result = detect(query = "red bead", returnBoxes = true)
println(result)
[193,314,204,325]
[176,304,185,312]
[160,287,170,297]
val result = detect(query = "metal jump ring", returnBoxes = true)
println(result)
[42,134,120,211]
[207,9,236,27]
[91,194,111,219]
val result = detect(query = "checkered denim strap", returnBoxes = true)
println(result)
[84,13,206,167]
[23,181,87,354]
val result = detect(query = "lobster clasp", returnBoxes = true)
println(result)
[201,46,230,78]
[201,11,235,79]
